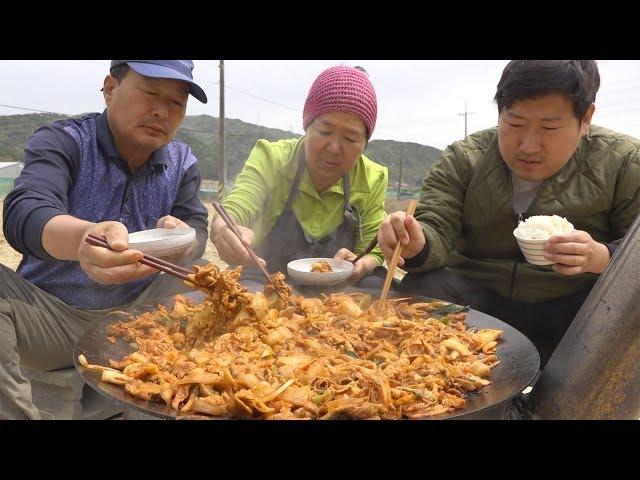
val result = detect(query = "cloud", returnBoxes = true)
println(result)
[1,60,637,150]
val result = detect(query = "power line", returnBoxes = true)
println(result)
[0,103,67,115]
[177,125,285,138]
[72,60,301,113]
[205,81,300,112]
[0,103,300,140]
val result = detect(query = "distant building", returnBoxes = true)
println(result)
[0,162,23,179]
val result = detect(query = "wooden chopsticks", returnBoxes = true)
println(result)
[378,199,418,306]
[85,233,194,283]
[211,201,285,299]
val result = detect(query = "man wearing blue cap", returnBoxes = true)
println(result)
[0,60,209,419]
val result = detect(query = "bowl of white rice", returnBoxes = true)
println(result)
[513,215,574,265]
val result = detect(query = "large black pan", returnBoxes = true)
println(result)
[74,286,539,420]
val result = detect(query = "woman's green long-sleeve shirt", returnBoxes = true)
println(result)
[222,137,388,264]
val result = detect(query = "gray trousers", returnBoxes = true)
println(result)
[0,263,200,420]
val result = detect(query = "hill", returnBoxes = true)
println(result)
[0,113,443,188]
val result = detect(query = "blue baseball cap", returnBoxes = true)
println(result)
[110,60,208,104]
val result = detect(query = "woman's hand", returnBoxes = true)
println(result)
[333,248,379,284]
[210,215,266,268]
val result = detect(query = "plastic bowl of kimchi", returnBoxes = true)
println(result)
[128,227,196,258]
[287,257,354,286]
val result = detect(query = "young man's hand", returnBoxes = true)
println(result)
[77,221,157,284]
[377,211,426,267]
[544,230,611,275]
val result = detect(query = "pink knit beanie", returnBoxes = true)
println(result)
[303,65,377,140]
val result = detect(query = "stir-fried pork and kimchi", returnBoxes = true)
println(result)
[310,261,333,273]
[78,263,502,419]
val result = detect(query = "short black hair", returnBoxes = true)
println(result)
[110,63,130,83]
[494,60,600,121]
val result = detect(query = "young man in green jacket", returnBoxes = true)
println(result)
[377,60,640,365]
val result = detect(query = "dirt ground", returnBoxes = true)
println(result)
[0,204,23,271]
[0,198,407,278]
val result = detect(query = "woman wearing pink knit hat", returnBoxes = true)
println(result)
[210,65,389,286]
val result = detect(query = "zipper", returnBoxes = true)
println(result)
[508,171,547,299]
[508,173,521,298]
[509,212,525,299]
[513,173,547,223]
[507,261,519,298]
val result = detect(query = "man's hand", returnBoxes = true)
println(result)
[209,215,266,268]
[156,215,189,229]
[77,221,157,284]
[377,212,426,267]
[156,215,198,260]
[333,249,378,284]
[544,230,611,275]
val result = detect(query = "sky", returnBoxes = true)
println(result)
[1,60,639,150]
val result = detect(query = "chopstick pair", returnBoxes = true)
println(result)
[351,204,421,264]
[85,233,194,283]
[379,200,418,306]
[351,236,379,264]
[211,201,286,301]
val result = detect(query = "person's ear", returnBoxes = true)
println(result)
[581,103,596,135]
[102,75,117,106]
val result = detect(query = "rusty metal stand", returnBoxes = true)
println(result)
[529,213,640,419]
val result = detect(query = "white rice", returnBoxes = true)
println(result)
[514,215,574,240]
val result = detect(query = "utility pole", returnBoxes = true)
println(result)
[397,145,404,200]
[218,60,226,202]
[457,101,476,138]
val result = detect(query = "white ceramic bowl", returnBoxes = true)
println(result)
[513,228,572,266]
[287,257,355,286]
[128,227,196,258]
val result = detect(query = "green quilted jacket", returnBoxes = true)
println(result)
[407,125,640,302]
